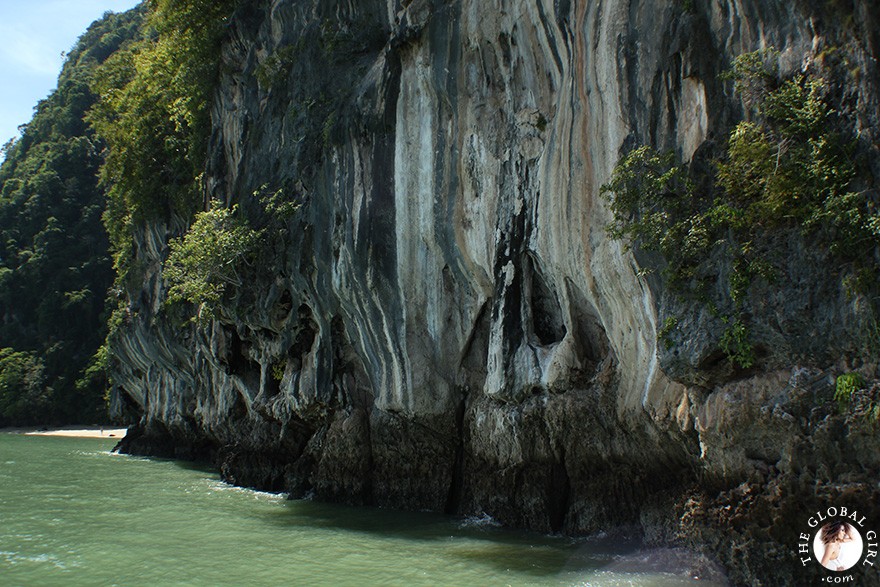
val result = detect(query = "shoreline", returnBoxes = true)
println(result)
[0,426,128,439]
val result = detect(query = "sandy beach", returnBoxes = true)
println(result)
[1,426,128,439]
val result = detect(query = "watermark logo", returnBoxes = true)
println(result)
[813,521,863,572]
[797,506,877,583]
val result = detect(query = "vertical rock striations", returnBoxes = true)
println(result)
[111,1,879,584]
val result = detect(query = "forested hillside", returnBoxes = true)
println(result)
[0,8,143,425]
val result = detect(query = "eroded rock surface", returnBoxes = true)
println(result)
[111,1,880,584]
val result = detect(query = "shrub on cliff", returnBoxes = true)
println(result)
[164,205,261,322]
[602,48,879,368]
[89,0,238,294]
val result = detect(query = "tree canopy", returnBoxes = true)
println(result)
[89,0,239,294]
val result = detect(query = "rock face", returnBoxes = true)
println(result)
[111,1,880,585]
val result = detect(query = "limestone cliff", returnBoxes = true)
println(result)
[110,1,880,584]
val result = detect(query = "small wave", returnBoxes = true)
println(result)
[205,480,285,501]
[0,550,78,570]
[73,450,112,458]
[104,451,152,461]
[458,513,501,529]
[594,547,728,584]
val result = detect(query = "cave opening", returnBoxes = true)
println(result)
[526,255,566,346]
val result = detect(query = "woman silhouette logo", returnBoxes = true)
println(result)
[814,521,864,572]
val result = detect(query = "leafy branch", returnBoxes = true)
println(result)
[163,204,261,322]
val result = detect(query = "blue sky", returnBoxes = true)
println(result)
[0,0,142,148]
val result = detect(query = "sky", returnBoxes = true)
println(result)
[0,0,142,148]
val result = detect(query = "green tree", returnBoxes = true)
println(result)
[164,205,262,322]
[0,348,50,426]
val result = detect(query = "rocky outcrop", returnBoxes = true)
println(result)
[111,1,880,584]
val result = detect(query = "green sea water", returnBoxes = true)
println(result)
[0,433,726,586]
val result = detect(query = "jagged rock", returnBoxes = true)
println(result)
[110,1,880,584]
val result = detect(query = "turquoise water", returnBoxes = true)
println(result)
[0,434,724,586]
